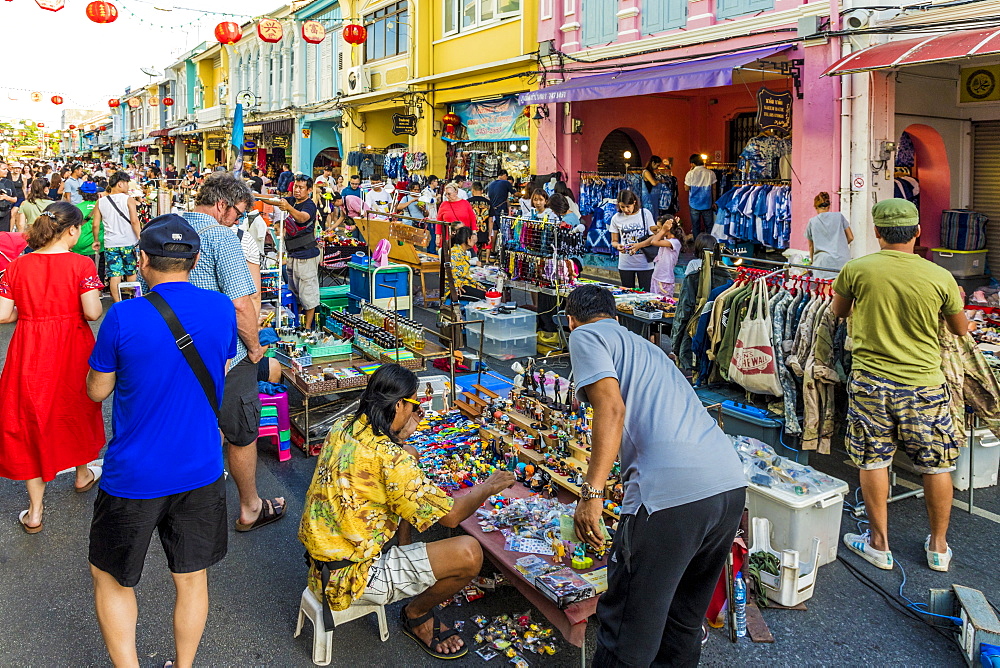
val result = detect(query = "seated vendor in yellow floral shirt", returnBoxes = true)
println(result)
[299,364,515,660]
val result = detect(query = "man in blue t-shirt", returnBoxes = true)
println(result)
[684,154,718,238]
[86,213,238,668]
[567,285,745,667]
[340,173,363,199]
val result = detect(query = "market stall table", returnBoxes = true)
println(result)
[281,359,369,454]
[454,482,605,665]
[617,310,674,341]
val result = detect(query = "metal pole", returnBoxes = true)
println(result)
[716,251,842,275]
[378,282,401,363]
[968,412,976,515]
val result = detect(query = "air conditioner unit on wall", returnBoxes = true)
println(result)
[345,67,371,95]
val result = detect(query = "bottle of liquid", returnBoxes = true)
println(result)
[734,571,747,638]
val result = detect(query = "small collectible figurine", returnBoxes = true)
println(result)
[425,382,434,405]
[523,359,537,398]
[551,534,566,564]
[552,376,563,410]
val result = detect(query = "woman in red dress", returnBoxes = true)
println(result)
[0,202,106,533]
[436,183,477,252]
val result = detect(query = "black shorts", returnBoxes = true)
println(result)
[220,357,261,447]
[88,476,228,587]
[257,356,271,382]
[476,229,490,247]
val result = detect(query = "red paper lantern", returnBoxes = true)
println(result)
[51,95,63,105]
[85,1,118,23]
[214,21,242,45]
[108,98,121,108]
[69,125,77,130]
[37,123,45,128]
[148,96,160,106]
[162,97,174,106]
[127,98,141,108]
[342,23,366,46]
[302,20,326,44]
[99,125,107,131]
[442,112,460,126]
[257,18,282,43]
[35,0,65,11]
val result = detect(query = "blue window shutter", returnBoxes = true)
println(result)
[642,0,686,34]
[717,0,773,19]
[582,0,617,47]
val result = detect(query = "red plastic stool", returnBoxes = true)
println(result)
[259,424,291,462]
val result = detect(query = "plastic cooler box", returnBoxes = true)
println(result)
[695,388,806,464]
[746,475,849,568]
[347,262,411,317]
[931,248,988,277]
[464,304,536,340]
[953,428,1000,490]
[320,285,349,312]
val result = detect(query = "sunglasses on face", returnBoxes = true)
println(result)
[403,397,424,415]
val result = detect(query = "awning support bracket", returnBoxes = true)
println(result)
[758,58,805,99]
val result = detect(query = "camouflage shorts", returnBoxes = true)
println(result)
[847,369,958,474]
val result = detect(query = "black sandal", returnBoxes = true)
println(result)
[399,607,468,660]
[235,497,286,532]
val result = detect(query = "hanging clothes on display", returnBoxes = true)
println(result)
[893,172,920,208]
[714,183,792,249]
[738,132,792,180]
[657,173,679,215]
[577,173,631,215]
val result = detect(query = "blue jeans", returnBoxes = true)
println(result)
[690,209,714,238]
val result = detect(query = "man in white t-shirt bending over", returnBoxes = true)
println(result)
[94,171,142,302]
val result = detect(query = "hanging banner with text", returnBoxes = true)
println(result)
[450,95,529,142]
[756,87,792,133]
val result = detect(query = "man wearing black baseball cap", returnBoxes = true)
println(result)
[86,213,239,668]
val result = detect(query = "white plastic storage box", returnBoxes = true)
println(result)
[952,428,1000,491]
[415,374,452,412]
[931,248,988,277]
[464,304,537,340]
[466,328,535,360]
[746,475,849,568]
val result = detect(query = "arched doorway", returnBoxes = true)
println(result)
[597,129,650,172]
[897,124,950,247]
[312,146,341,177]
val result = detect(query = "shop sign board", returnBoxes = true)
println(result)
[271,135,290,148]
[960,65,1000,104]
[206,137,225,149]
[451,96,529,142]
[392,113,419,136]
[756,87,792,133]
[243,140,257,150]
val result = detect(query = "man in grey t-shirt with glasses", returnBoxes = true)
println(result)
[567,284,746,667]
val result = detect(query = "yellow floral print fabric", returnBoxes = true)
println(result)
[298,416,454,611]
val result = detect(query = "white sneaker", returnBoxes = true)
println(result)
[924,535,953,572]
[843,531,894,570]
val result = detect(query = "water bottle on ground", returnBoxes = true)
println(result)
[734,571,747,638]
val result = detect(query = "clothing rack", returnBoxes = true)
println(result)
[715,250,841,276]
[732,178,791,185]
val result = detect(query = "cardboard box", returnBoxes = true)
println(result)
[535,568,596,608]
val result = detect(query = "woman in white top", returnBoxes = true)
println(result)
[806,191,853,278]
[609,190,655,291]
[93,171,141,302]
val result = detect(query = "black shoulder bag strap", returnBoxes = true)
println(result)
[144,291,220,421]
[107,195,130,224]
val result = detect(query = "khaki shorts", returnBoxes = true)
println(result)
[288,255,321,311]
[847,369,959,474]
[359,543,438,606]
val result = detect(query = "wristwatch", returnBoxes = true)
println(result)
[580,482,605,500]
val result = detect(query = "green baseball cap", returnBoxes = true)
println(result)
[872,198,919,227]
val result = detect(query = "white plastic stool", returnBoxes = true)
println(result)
[294,587,389,665]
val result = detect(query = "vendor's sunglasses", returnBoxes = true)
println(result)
[403,397,424,414]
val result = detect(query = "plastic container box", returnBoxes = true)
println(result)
[455,372,514,399]
[931,248,989,277]
[696,388,806,464]
[348,262,411,317]
[466,328,535,360]
[746,474,849,568]
[416,374,452,412]
[749,518,820,607]
[952,428,1000,491]
[464,304,537,340]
